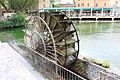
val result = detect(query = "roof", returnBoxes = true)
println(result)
[43,7,113,11]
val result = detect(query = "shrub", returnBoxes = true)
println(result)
[9,12,25,27]
[0,21,13,28]
[92,59,110,68]
[102,60,110,68]
[83,57,110,68]
[0,12,25,29]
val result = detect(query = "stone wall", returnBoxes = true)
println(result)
[71,59,120,80]
[9,42,120,80]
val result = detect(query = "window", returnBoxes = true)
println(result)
[104,3,106,7]
[96,3,98,7]
[44,4,46,8]
[87,3,89,7]
[81,3,84,7]
[78,3,80,7]
[115,1,118,4]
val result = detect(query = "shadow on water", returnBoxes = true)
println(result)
[75,22,120,69]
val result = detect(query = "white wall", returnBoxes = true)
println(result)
[61,0,74,4]
[3,13,16,18]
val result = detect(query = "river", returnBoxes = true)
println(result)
[76,22,120,70]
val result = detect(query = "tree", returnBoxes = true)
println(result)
[0,0,34,12]
[0,0,10,12]
[9,0,34,12]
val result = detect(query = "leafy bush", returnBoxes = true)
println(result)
[0,12,25,28]
[83,57,110,68]
[9,12,25,27]
[0,21,13,28]
[102,60,110,68]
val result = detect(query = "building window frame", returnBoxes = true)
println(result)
[87,3,89,7]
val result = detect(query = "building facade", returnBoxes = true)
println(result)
[76,0,95,8]
[60,0,75,8]
[75,0,110,8]
[38,0,50,9]
[0,5,7,16]
[114,0,120,6]
[96,0,110,8]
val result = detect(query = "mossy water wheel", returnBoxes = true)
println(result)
[25,11,80,66]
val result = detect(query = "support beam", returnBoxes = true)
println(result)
[112,8,115,16]
[91,8,93,16]
[101,8,103,16]
[80,9,82,16]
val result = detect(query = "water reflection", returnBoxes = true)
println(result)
[76,22,120,69]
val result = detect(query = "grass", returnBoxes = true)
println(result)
[0,26,25,43]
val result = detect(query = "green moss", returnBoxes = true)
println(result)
[102,60,110,68]
[91,59,102,65]
[83,57,110,68]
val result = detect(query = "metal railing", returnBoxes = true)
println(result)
[9,41,120,80]
[9,41,86,80]
[66,13,120,17]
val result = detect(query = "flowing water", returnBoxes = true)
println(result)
[76,22,120,70]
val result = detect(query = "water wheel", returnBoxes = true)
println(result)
[25,11,79,66]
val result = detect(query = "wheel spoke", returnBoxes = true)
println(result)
[25,11,79,66]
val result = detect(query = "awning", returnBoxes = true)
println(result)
[43,8,113,11]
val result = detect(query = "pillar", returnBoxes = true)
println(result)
[80,9,82,16]
[91,8,93,16]
[112,8,115,16]
[101,8,103,16]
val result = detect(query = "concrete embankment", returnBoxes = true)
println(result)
[8,42,120,80]
[70,58,120,80]
[0,43,46,80]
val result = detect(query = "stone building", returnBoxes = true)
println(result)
[0,5,6,16]
[75,0,110,8]
[38,0,50,9]
[60,0,75,7]
[96,0,110,8]
[110,0,120,16]
[75,0,95,8]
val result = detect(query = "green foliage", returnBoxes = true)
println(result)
[0,13,25,28]
[0,0,35,12]
[0,26,24,43]
[92,59,110,68]
[0,0,10,12]
[9,12,25,27]
[0,21,12,28]
[102,60,110,68]
[83,57,110,68]
[91,59,103,66]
